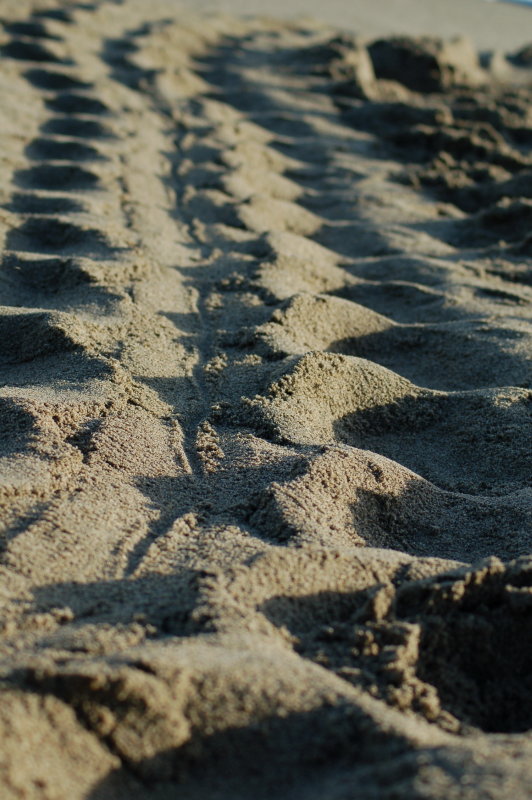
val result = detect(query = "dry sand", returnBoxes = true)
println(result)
[190,0,532,51]
[0,1,531,798]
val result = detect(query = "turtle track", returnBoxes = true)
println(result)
[0,5,531,800]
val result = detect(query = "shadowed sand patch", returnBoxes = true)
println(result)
[248,445,532,560]
[14,164,101,191]
[17,633,452,792]
[195,553,532,733]
[253,293,532,390]
[0,308,90,364]
[23,67,91,90]
[243,352,532,494]
[0,39,66,63]
[6,217,116,257]
[25,138,105,162]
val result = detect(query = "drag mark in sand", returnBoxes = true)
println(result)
[0,4,531,799]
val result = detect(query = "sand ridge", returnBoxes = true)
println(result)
[0,2,531,798]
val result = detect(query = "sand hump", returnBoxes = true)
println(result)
[0,2,531,798]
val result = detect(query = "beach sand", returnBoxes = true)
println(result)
[0,1,531,798]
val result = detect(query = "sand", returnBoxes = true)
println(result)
[0,1,531,798]
[191,0,532,51]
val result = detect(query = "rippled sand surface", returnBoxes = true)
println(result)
[0,3,531,798]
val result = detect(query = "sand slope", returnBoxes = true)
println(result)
[0,2,531,798]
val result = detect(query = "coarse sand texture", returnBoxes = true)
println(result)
[0,2,531,799]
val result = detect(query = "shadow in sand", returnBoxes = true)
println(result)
[249,452,531,562]
[126,473,199,575]
[3,21,61,41]
[32,568,200,637]
[6,193,85,215]
[102,32,160,90]
[329,320,532,391]
[0,399,41,457]
[25,137,106,162]
[259,565,532,734]
[0,40,72,64]
[332,391,531,495]
[23,67,91,90]
[13,164,101,192]
[85,702,412,799]
[349,484,531,562]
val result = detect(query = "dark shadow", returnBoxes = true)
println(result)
[6,218,118,257]
[0,40,68,63]
[340,101,443,139]
[2,254,100,294]
[0,398,41,457]
[196,29,532,311]
[337,88,532,262]
[0,310,82,365]
[472,283,531,303]
[329,320,532,390]
[14,164,100,191]
[102,35,158,90]
[6,193,85,214]
[183,192,245,230]
[24,68,91,90]
[313,222,403,259]
[249,451,531,561]
[397,563,532,732]
[256,562,532,735]
[335,253,463,289]
[273,137,347,167]
[73,2,101,10]
[333,269,532,322]
[25,138,105,162]
[260,587,371,634]
[331,280,461,325]
[0,501,50,551]
[2,21,61,40]
[138,375,198,413]
[333,391,532,495]
[452,199,532,248]
[126,474,198,574]
[484,254,532,287]
[83,702,411,799]
[31,569,200,637]
[0,352,115,395]
[190,37,441,268]
[298,188,365,221]
[41,117,115,139]
[45,92,110,116]
[349,483,532,562]
[0,267,120,312]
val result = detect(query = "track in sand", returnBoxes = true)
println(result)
[0,3,531,798]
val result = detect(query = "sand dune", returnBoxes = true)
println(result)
[0,2,531,798]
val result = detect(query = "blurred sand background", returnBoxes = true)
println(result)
[187,0,532,49]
